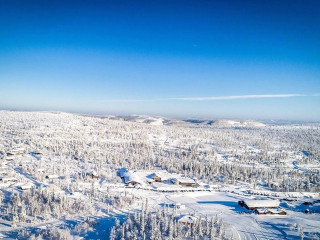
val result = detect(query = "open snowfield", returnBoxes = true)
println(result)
[164,191,320,239]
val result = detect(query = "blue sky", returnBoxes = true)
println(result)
[0,0,319,120]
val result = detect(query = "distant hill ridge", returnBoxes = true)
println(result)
[105,115,266,127]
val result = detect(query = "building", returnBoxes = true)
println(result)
[45,174,59,179]
[172,202,186,210]
[123,171,142,186]
[148,173,163,182]
[238,199,280,210]
[177,215,198,226]
[6,156,15,161]
[172,178,196,187]
[255,208,286,215]
[87,170,99,179]
[18,183,33,190]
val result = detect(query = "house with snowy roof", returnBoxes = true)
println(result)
[87,170,99,179]
[45,174,59,179]
[238,199,280,210]
[6,156,15,161]
[18,183,33,190]
[147,172,168,182]
[123,171,142,186]
[177,215,198,226]
[171,177,196,187]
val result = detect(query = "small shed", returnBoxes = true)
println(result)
[87,170,99,179]
[18,183,33,190]
[172,203,185,210]
[45,174,59,179]
[6,156,15,161]
[148,173,163,182]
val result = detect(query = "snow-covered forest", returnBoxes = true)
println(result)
[110,200,227,240]
[0,111,319,239]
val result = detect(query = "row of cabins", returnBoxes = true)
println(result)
[238,199,286,215]
[118,168,196,187]
[148,172,196,187]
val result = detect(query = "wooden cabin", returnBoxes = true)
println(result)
[123,171,142,186]
[148,173,163,182]
[87,171,99,179]
[172,178,196,187]
[177,215,198,226]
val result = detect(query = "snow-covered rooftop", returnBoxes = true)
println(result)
[177,215,198,224]
[46,174,59,179]
[123,171,143,184]
[244,199,280,208]
[178,178,196,184]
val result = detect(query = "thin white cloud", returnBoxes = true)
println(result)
[101,94,314,103]
[168,94,307,101]
[103,99,147,103]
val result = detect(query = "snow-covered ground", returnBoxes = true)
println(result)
[0,111,319,239]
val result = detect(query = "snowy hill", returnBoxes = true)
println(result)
[183,119,266,127]
[101,115,266,128]
[104,115,191,126]
[210,119,266,127]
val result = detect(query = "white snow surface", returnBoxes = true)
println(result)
[0,110,319,239]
